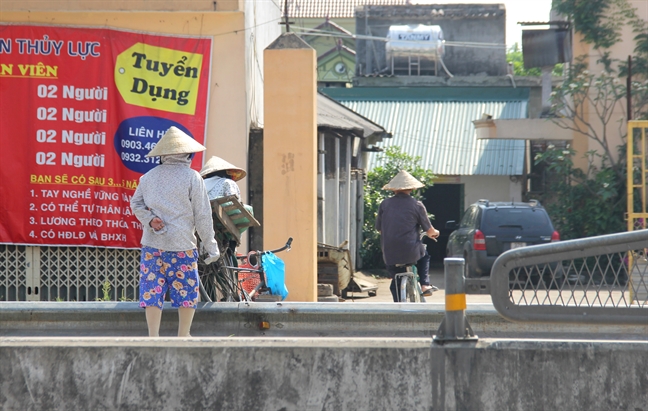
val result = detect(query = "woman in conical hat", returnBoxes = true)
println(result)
[131,126,220,337]
[382,169,425,191]
[200,156,246,201]
[376,169,440,301]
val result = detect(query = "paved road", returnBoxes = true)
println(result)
[344,264,493,304]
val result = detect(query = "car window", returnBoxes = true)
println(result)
[481,208,551,231]
[459,206,477,228]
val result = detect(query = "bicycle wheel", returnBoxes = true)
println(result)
[197,253,220,302]
[409,277,422,303]
[197,239,239,302]
[215,248,240,301]
[411,267,423,303]
[399,274,409,302]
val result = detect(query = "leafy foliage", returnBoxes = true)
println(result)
[552,0,648,82]
[549,59,648,170]
[361,146,436,269]
[534,145,625,239]
[535,0,648,239]
[552,0,621,49]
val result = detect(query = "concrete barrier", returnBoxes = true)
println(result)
[2,302,647,410]
[1,302,647,340]
[1,336,647,411]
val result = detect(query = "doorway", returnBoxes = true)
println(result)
[422,184,463,265]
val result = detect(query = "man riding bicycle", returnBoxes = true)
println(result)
[375,170,440,302]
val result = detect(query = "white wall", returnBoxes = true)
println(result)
[461,175,523,207]
[245,0,282,131]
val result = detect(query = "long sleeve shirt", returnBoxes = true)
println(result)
[204,176,241,200]
[130,155,219,257]
[375,192,432,266]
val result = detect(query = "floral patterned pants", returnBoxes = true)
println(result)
[139,246,199,309]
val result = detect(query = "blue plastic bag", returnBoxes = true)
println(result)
[261,251,289,300]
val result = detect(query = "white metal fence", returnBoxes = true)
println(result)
[490,230,648,325]
[0,245,139,302]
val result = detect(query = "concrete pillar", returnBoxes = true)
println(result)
[264,33,317,302]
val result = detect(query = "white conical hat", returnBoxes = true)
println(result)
[145,126,206,157]
[382,170,424,191]
[199,156,247,181]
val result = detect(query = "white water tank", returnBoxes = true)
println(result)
[386,24,445,65]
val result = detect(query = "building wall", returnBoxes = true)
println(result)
[242,0,283,221]
[461,175,523,207]
[355,4,507,77]
[2,3,282,253]
[569,2,647,171]
[1,10,247,187]
[0,0,242,12]
[0,2,286,301]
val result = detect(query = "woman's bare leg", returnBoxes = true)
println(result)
[145,306,162,337]
[177,307,195,337]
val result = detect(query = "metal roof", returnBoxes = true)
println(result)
[317,92,390,140]
[288,0,408,19]
[331,97,527,176]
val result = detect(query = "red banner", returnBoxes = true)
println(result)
[0,25,212,248]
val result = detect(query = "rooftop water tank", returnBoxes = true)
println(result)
[386,24,445,75]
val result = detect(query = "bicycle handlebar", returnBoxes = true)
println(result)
[266,237,293,254]
[228,237,293,271]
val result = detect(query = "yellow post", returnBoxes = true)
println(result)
[263,33,317,302]
[627,120,648,303]
[627,121,648,231]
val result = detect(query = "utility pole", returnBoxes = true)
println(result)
[279,0,294,32]
[627,55,633,121]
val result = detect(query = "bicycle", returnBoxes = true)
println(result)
[198,237,293,303]
[213,237,293,302]
[393,263,428,303]
[227,237,293,302]
[197,195,261,303]
[197,238,241,302]
[392,232,438,302]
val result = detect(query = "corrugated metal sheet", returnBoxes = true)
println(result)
[317,93,388,139]
[289,0,407,19]
[338,99,527,176]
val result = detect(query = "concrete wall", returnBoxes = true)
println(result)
[1,335,646,411]
[3,302,647,339]
[2,302,647,410]
[355,4,508,77]
[461,175,522,207]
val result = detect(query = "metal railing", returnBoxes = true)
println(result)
[0,244,139,302]
[490,229,648,325]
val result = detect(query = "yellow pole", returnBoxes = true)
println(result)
[263,34,317,302]
[627,121,648,303]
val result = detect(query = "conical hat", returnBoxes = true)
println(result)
[146,126,206,157]
[200,156,247,181]
[382,170,424,191]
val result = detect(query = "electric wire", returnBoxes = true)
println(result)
[290,26,507,49]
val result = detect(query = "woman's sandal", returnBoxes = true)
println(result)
[421,285,436,296]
